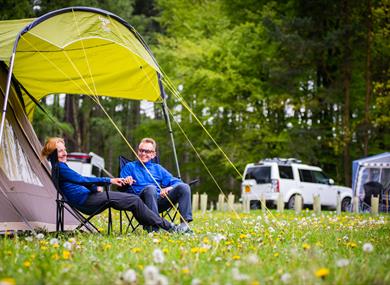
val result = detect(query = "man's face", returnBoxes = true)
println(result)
[137,142,156,163]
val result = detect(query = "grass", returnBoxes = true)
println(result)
[0,210,389,285]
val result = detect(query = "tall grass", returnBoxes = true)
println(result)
[1,210,389,285]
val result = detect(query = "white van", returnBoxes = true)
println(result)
[241,158,352,211]
[67,152,105,177]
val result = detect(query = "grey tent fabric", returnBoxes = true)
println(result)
[0,63,79,233]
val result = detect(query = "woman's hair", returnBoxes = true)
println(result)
[41,137,64,158]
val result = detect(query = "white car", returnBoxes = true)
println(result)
[241,158,352,211]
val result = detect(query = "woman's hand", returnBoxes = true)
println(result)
[110,178,124,186]
[160,186,173,197]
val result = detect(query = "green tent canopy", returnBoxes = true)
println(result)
[0,7,164,119]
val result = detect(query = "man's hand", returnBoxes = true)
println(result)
[123,176,136,185]
[110,178,124,186]
[160,186,173,197]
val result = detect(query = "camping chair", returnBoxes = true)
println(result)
[117,155,199,234]
[49,150,113,234]
[361,181,384,212]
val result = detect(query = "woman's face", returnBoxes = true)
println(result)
[56,141,67,163]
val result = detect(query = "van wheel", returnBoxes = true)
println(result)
[287,195,301,209]
[250,201,260,210]
[341,197,351,212]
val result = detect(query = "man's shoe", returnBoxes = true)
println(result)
[171,222,193,234]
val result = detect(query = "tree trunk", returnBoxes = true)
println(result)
[342,0,352,186]
[64,95,81,151]
[363,0,372,156]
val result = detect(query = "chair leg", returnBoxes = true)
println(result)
[108,207,112,235]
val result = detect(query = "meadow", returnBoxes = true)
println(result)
[0,210,389,285]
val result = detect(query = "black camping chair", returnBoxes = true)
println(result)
[117,155,199,234]
[362,181,384,212]
[49,150,113,234]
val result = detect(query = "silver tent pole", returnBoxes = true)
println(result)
[162,98,181,179]
[0,51,16,146]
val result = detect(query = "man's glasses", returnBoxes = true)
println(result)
[138,148,155,154]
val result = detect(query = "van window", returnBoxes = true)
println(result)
[245,166,271,184]
[278,166,293,179]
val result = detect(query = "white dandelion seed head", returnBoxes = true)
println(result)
[247,254,259,264]
[121,269,137,283]
[49,238,59,245]
[232,267,249,281]
[281,273,291,284]
[36,233,45,240]
[155,274,168,285]
[63,241,72,250]
[153,248,165,264]
[336,258,350,267]
[144,265,159,283]
[363,243,374,253]
[191,278,201,285]
[25,236,33,242]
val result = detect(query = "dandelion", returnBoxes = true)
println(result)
[23,261,31,268]
[363,243,374,253]
[132,247,141,253]
[246,254,259,264]
[182,267,190,274]
[232,255,240,260]
[121,269,137,284]
[62,250,71,260]
[143,265,159,284]
[0,278,16,285]
[232,267,249,281]
[281,273,291,284]
[315,268,330,278]
[153,248,165,264]
[103,243,112,250]
[155,274,168,285]
[191,278,201,285]
[302,243,311,250]
[36,233,44,240]
[49,238,59,245]
[63,241,72,250]
[336,258,350,267]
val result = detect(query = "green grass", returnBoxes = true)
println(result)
[1,210,389,285]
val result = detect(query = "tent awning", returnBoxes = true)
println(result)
[0,7,164,119]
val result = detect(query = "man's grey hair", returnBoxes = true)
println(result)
[140,137,157,150]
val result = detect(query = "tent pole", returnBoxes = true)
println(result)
[0,51,16,145]
[161,98,181,179]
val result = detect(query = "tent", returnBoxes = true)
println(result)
[352,152,390,199]
[0,7,179,233]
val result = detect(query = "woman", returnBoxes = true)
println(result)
[41,137,177,232]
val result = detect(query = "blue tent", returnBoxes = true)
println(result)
[352,152,390,198]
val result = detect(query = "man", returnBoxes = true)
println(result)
[121,138,192,233]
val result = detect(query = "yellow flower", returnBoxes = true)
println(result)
[315,268,330,278]
[137,264,144,270]
[250,281,260,285]
[163,248,169,254]
[232,255,240,260]
[182,267,190,274]
[303,243,311,250]
[62,250,71,260]
[199,247,208,253]
[23,261,31,268]
[53,243,59,249]
[103,243,112,250]
[132,247,141,253]
[52,253,60,260]
[191,247,200,253]
[0,278,16,285]
[274,252,279,257]
[40,246,48,251]
[203,237,209,244]
[240,234,247,239]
